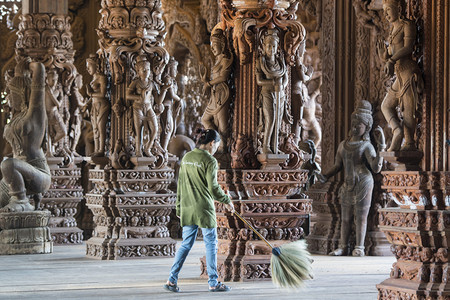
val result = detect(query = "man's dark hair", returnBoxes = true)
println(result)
[195,128,221,145]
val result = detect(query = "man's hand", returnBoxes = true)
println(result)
[224,202,235,213]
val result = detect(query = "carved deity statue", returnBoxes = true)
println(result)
[0,59,51,212]
[45,68,67,156]
[292,44,322,148]
[200,28,233,153]
[126,55,169,157]
[318,100,385,256]
[160,57,183,151]
[256,29,289,154]
[69,73,86,156]
[86,54,109,157]
[377,0,423,151]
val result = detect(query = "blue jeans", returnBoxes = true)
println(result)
[168,225,219,287]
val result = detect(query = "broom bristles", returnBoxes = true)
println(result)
[270,240,313,289]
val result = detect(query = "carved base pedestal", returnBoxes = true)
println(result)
[377,171,450,299]
[85,158,113,260]
[200,168,310,281]
[86,157,176,259]
[307,182,340,254]
[43,158,84,245]
[257,153,289,170]
[366,230,392,256]
[377,208,450,299]
[0,211,53,255]
[381,151,423,172]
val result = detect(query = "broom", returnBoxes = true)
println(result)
[234,211,313,289]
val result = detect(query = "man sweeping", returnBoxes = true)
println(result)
[164,129,234,293]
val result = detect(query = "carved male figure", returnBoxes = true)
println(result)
[377,0,423,151]
[45,68,67,156]
[160,57,183,151]
[200,28,233,153]
[319,100,385,256]
[86,54,109,157]
[256,29,289,154]
[0,59,51,212]
[126,55,168,157]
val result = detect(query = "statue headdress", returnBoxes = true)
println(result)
[211,28,226,47]
[8,57,31,108]
[351,100,373,141]
[86,53,99,66]
[263,28,280,45]
[135,54,151,71]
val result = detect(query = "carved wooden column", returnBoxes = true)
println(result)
[85,0,176,260]
[352,1,392,256]
[197,0,311,281]
[377,0,450,298]
[306,0,352,255]
[15,0,84,245]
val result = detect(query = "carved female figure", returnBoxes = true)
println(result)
[200,28,233,153]
[86,54,109,157]
[160,57,182,151]
[319,100,385,256]
[69,73,86,156]
[377,0,423,151]
[45,68,67,156]
[126,55,168,157]
[256,29,289,154]
[0,59,51,212]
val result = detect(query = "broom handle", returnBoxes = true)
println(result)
[233,211,274,249]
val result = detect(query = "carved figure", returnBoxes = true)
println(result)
[292,45,321,147]
[318,100,385,256]
[69,73,86,156]
[45,68,67,156]
[256,29,289,154]
[353,0,382,32]
[126,55,169,157]
[200,28,233,153]
[86,54,109,157]
[299,140,321,195]
[160,57,182,151]
[0,60,51,212]
[377,0,423,151]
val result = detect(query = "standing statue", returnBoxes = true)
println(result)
[69,73,86,156]
[318,100,385,256]
[45,68,67,156]
[86,54,109,157]
[126,55,169,157]
[256,29,289,154]
[160,57,183,151]
[377,0,423,151]
[0,59,51,212]
[200,28,233,153]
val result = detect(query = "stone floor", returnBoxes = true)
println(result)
[0,241,395,300]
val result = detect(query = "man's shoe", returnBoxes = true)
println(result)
[163,282,179,293]
[209,282,231,292]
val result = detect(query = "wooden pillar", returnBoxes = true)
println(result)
[15,0,84,245]
[377,0,450,298]
[85,0,177,260]
[198,0,311,281]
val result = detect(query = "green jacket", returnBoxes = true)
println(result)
[176,148,230,228]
